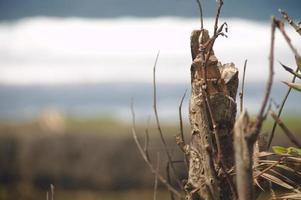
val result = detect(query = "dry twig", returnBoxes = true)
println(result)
[153,153,160,200]
[178,89,187,146]
[279,9,301,36]
[267,18,301,149]
[152,51,182,188]
[270,111,301,148]
[239,59,247,113]
[195,0,204,29]
[131,102,182,198]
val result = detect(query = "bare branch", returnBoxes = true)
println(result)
[179,89,187,145]
[166,161,175,200]
[249,17,276,142]
[178,89,189,168]
[276,19,301,59]
[267,18,301,149]
[131,102,182,198]
[153,153,160,200]
[270,111,301,148]
[152,51,182,188]
[195,0,204,29]
[257,17,275,126]
[239,59,248,113]
[144,117,151,161]
[213,0,224,36]
[279,9,301,36]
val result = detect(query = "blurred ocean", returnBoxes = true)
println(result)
[0,17,300,120]
[0,82,300,121]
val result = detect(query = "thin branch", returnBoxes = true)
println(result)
[267,18,301,149]
[257,17,275,125]
[179,89,187,145]
[249,17,276,142]
[166,161,175,200]
[239,59,247,113]
[270,111,301,148]
[152,51,182,188]
[276,19,301,58]
[279,9,301,36]
[195,0,204,29]
[144,117,151,161]
[213,0,224,36]
[178,89,189,168]
[153,153,160,200]
[131,102,182,198]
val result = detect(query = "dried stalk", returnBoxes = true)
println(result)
[239,59,247,113]
[179,89,187,145]
[195,0,204,29]
[234,111,254,200]
[267,18,301,149]
[153,153,160,200]
[178,89,189,168]
[166,161,175,200]
[234,17,276,200]
[279,9,301,36]
[131,102,182,198]
[270,111,301,148]
[247,17,276,143]
[152,51,182,188]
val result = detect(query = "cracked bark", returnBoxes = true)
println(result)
[185,29,238,200]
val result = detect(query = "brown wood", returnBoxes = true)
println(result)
[185,29,238,200]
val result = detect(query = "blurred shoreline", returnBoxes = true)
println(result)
[0,82,300,122]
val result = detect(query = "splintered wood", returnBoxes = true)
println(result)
[185,29,238,200]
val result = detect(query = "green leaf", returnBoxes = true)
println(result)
[272,146,288,154]
[280,62,301,79]
[287,147,301,156]
[295,55,301,71]
[283,82,301,92]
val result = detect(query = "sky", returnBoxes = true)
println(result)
[0,0,301,21]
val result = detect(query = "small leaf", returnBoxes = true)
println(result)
[283,82,301,92]
[280,62,301,79]
[287,147,301,156]
[273,146,288,154]
[295,55,301,71]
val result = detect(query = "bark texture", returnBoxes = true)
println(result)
[185,29,238,200]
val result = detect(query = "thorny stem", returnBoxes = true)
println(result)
[152,51,183,189]
[239,59,247,113]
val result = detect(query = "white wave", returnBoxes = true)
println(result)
[0,17,300,85]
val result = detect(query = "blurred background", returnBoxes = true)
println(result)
[0,0,301,199]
